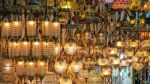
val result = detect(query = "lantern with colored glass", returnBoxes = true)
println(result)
[97,58,109,67]
[101,67,112,77]
[11,15,22,39]
[3,59,14,74]
[70,60,83,73]
[107,47,118,57]
[59,0,72,9]
[2,17,12,38]
[26,15,37,38]
[26,61,36,82]
[111,57,120,67]
[50,22,60,39]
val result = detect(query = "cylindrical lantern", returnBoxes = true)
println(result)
[26,61,36,77]
[26,15,37,37]
[64,41,78,55]
[32,41,41,57]
[20,40,30,57]
[9,42,20,58]
[41,18,51,38]
[50,22,60,38]
[11,16,22,38]
[42,42,55,57]
[2,18,11,38]
[54,60,67,74]
[37,61,46,75]
[16,61,26,76]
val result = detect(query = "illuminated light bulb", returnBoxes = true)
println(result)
[29,21,34,25]
[64,42,77,55]
[70,61,83,72]
[54,61,67,73]
[60,78,72,84]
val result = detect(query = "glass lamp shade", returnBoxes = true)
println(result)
[32,41,41,57]
[125,50,134,58]
[97,58,109,67]
[26,62,36,76]
[54,60,67,73]
[60,78,72,84]
[111,58,120,66]
[101,68,112,76]
[37,61,46,75]
[132,63,144,71]
[50,22,60,38]
[41,21,51,37]
[16,61,26,76]
[26,20,37,37]
[116,41,124,48]
[8,42,21,57]
[107,48,118,56]
[135,50,144,58]
[129,40,138,48]
[54,43,61,55]
[20,41,30,57]
[2,59,14,74]
[70,61,83,72]
[64,42,78,55]
[2,21,12,38]
[42,42,55,57]
[12,20,22,37]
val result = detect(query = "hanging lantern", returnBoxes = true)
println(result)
[107,47,118,56]
[54,60,67,74]
[42,42,55,58]
[11,16,22,38]
[20,40,30,57]
[111,57,120,67]
[78,70,89,78]
[130,19,136,25]
[120,59,128,67]
[59,0,72,9]
[50,22,60,38]
[32,40,41,57]
[125,50,134,59]
[87,70,100,83]
[97,58,109,67]
[16,61,26,77]
[132,63,144,71]
[2,18,11,38]
[140,18,145,24]
[70,60,83,72]
[37,60,46,76]
[54,43,61,55]
[60,77,72,84]
[135,50,144,58]
[26,15,37,38]
[26,61,36,81]
[9,41,20,58]
[130,0,142,10]
[129,40,139,48]
[41,17,51,39]
[64,41,78,55]
[101,67,112,77]
[116,40,124,48]
[3,59,13,74]
[100,0,114,4]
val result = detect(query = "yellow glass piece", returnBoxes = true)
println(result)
[130,0,141,10]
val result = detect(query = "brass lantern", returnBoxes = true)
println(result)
[11,16,22,38]
[2,59,14,74]
[26,15,37,37]
[20,39,30,57]
[101,67,112,77]
[16,61,26,79]
[2,17,12,38]
[107,47,118,56]
[125,50,134,59]
[26,61,36,81]
[37,60,46,80]
[70,60,83,73]
[50,22,60,38]
[64,41,78,55]
[9,41,21,58]
[111,57,120,67]
[54,60,67,74]
[97,58,109,67]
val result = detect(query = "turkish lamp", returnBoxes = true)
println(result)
[130,19,136,25]
[97,58,109,67]
[111,57,120,67]
[132,63,144,71]
[50,22,60,39]
[54,60,67,74]
[42,41,55,58]
[32,40,41,57]
[3,59,13,74]
[12,15,22,38]
[60,0,72,9]
[16,61,26,81]
[101,68,112,77]
[54,42,61,55]
[64,40,78,55]
[129,40,138,48]
[135,50,144,58]
[26,61,36,82]
[9,41,20,58]
[116,40,124,48]
[2,17,11,38]
[107,47,118,57]
[20,38,30,57]
[70,60,83,72]
[60,77,72,84]
[120,59,128,68]
[125,50,134,59]
[41,16,51,39]
[140,18,145,25]
[37,60,46,81]
[78,70,89,78]
[26,15,37,38]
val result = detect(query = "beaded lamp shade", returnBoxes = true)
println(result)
[112,0,130,9]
